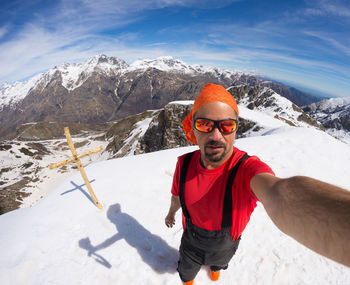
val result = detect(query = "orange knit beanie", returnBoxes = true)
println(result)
[182,83,239,145]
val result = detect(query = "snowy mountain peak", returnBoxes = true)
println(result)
[0,55,131,108]
[0,73,45,109]
[55,55,128,91]
[128,56,196,73]
[128,55,244,79]
[86,54,129,69]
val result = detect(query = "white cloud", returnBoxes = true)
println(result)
[319,0,350,18]
[0,25,8,39]
[58,0,239,23]
[304,0,350,19]
[304,30,350,56]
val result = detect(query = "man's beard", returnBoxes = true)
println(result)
[204,140,228,162]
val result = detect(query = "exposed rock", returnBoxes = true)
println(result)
[138,103,193,153]
[274,115,296,127]
[261,83,319,107]
[236,118,259,138]
[105,110,157,157]
[303,99,350,131]
[0,178,31,215]
[0,143,11,151]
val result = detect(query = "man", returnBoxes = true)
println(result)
[164,83,350,284]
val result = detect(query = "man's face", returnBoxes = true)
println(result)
[193,101,237,168]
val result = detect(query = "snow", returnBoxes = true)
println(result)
[128,56,206,74]
[128,56,243,79]
[326,128,350,145]
[129,56,190,73]
[0,73,45,108]
[169,100,194,105]
[239,105,287,128]
[315,97,350,112]
[57,55,127,91]
[1,123,350,284]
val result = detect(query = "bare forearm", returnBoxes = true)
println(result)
[165,195,181,228]
[168,195,181,215]
[262,176,350,267]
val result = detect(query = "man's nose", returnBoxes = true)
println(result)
[209,126,223,140]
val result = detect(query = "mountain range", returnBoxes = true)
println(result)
[0,54,320,139]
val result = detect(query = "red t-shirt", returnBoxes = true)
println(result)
[171,147,274,241]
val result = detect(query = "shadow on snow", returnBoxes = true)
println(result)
[61,180,96,206]
[79,203,179,273]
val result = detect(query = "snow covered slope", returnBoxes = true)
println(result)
[234,86,322,131]
[0,124,349,285]
[0,73,46,108]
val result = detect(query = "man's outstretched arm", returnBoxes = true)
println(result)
[251,173,350,267]
[165,194,181,228]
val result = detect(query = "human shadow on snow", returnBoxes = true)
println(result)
[79,203,179,273]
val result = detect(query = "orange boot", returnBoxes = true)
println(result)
[184,280,194,285]
[210,270,220,281]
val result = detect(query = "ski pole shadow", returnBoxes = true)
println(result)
[78,203,179,273]
[79,237,112,268]
[61,180,96,206]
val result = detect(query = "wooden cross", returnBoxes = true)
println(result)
[49,127,103,210]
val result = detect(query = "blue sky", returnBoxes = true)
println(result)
[0,0,349,98]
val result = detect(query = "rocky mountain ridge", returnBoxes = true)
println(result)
[303,97,350,129]
[303,97,350,144]
[228,85,323,130]
[0,55,320,139]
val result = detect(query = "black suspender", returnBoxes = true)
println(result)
[221,153,250,228]
[179,151,195,221]
[179,151,250,229]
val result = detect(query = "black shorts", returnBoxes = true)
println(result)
[177,222,241,282]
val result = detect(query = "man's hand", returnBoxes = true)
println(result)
[165,212,176,228]
[165,195,181,228]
